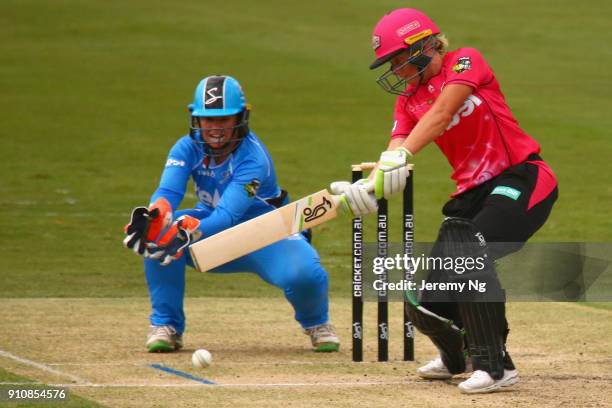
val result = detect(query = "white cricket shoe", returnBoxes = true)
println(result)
[146,325,183,353]
[458,369,519,394]
[304,323,340,352]
[417,356,473,379]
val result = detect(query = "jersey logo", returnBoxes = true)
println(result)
[205,87,222,105]
[452,56,472,73]
[197,188,221,207]
[244,179,261,198]
[220,170,232,184]
[446,95,482,131]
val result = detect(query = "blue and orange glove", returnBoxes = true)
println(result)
[145,215,202,266]
[123,197,173,255]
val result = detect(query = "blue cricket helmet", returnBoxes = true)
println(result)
[188,75,251,158]
[190,75,247,117]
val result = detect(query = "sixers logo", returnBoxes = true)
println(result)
[453,57,472,73]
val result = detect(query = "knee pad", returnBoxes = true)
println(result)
[433,219,508,379]
[434,217,504,302]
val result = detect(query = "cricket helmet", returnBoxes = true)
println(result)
[190,75,247,117]
[370,8,440,69]
[189,75,251,157]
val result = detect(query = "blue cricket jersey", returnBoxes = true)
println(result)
[150,132,281,237]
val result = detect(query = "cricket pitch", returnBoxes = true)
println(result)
[0,298,610,407]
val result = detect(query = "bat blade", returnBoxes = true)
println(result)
[189,190,342,272]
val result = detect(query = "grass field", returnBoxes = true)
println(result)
[1,0,611,406]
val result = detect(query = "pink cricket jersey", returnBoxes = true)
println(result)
[391,48,541,196]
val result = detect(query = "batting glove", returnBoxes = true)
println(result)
[146,215,202,266]
[124,197,173,256]
[375,147,412,200]
[330,179,378,217]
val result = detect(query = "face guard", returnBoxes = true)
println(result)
[189,110,250,158]
[188,75,250,159]
[369,8,441,97]
[375,35,437,96]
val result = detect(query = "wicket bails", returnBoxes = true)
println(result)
[351,162,415,362]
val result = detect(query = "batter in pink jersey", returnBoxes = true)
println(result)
[392,47,547,196]
[364,8,557,395]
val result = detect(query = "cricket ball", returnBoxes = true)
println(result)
[192,349,213,368]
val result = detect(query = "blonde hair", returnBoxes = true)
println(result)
[435,33,449,55]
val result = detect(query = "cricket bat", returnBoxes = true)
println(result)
[189,189,349,272]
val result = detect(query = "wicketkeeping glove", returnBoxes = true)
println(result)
[124,197,173,255]
[375,147,412,200]
[330,179,378,217]
[145,215,202,266]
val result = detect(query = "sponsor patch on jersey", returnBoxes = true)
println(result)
[491,186,522,200]
[244,179,261,198]
[165,158,186,167]
[452,56,472,73]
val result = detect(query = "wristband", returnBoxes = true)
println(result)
[396,146,414,157]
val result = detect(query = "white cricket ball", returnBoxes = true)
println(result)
[192,349,213,368]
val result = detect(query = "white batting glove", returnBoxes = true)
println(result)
[375,147,412,199]
[330,179,378,217]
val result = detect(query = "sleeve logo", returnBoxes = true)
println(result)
[452,56,472,73]
[165,158,186,167]
[244,179,261,198]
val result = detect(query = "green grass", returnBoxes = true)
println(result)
[1,0,611,298]
[0,368,104,407]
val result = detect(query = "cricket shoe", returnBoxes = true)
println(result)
[458,369,519,394]
[304,323,340,352]
[417,356,473,379]
[146,325,183,353]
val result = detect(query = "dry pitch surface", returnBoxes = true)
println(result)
[0,298,610,407]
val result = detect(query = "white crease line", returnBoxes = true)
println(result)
[47,360,388,367]
[42,213,128,217]
[0,381,411,388]
[0,350,89,384]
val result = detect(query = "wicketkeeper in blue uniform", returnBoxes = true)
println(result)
[123,75,339,353]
